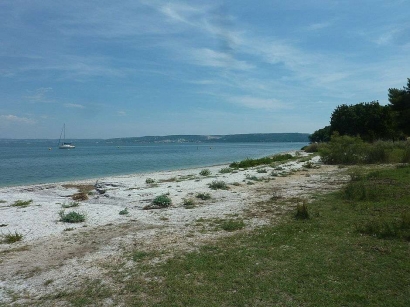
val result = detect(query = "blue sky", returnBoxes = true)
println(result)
[1,0,409,139]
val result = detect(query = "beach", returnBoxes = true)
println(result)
[0,152,347,305]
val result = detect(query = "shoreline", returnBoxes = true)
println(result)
[0,142,308,189]
[0,151,347,304]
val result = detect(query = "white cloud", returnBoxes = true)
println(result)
[0,114,36,124]
[229,96,289,110]
[117,111,126,116]
[64,103,85,109]
[190,48,253,71]
[24,87,53,103]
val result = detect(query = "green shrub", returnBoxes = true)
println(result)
[11,199,32,207]
[183,198,196,209]
[152,194,172,208]
[208,180,228,190]
[146,178,155,184]
[59,210,86,223]
[319,134,368,165]
[119,208,129,215]
[219,168,232,174]
[1,231,23,244]
[199,169,211,176]
[257,168,268,173]
[303,143,319,153]
[230,154,293,169]
[196,192,211,200]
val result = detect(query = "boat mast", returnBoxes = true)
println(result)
[58,124,65,146]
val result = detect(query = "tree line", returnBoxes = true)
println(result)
[310,78,410,143]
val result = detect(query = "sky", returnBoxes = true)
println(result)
[0,0,409,139]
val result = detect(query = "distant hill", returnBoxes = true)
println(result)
[106,133,310,144]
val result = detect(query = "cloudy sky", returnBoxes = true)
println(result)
[1,0,409,139]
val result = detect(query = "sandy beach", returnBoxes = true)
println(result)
[0,152,347,305]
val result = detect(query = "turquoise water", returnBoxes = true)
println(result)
[0,140,307,187]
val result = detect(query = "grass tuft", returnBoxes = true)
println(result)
[219,167,232,174]
[1,231,23,244]
[183,198,196,209]
[59,210,86,223]
[11,199,32,207]
[208,180,228,190]
[196,192,211,200]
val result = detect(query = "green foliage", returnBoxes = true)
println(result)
[119,208,129,215]
[309,125,331,143]
[11,199,32,207]
[319,135,410,165]
[145,178,155,184]
[303,143,319,152]
[183,198,196,209]
[319,134,368,164]
[208,180,228,190]
[199,169,211,176]
[230,154,293,168]
[196,192,211,200]
[388,78,410,136]
[1,231,23,244]
[256,168,267,173]
[220,219,245,231]
[132,251,150,262]
[219,167,232,174]
[59,210,86,223]
[152,194,172,208]
[330,101,395,141]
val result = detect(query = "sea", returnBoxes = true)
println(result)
[0,139,307,188]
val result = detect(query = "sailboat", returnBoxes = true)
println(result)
[58,124,75,149]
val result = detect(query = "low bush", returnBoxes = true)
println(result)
[256,168,268,173]
[230,154,293,169]
[146,178,155,184]
[196,192,211,200]
[152,194,172,208]
[183,198,196,209]
[59,210,86,223]
[11,199,32,207]
[119,208,129,215]
[199,169,211,176]
[1,231,23,244]
[219,168,232,174]
[303,143,319,153]
[208,180,228,190]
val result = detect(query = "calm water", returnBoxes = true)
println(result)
[0,140,307,187]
